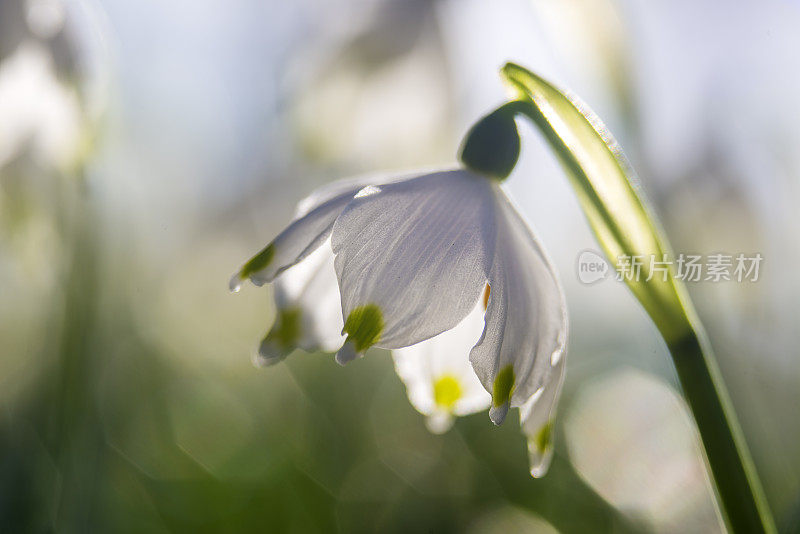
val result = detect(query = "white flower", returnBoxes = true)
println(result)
[0,41,82,169]
[392,289,492,434]
[231,166,568,477]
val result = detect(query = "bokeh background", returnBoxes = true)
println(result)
[2,0,799,532]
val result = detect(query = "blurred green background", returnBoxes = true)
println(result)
[1,0,799,532]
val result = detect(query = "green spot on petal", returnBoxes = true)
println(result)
[264,306,302,350]
[240,243,275,279]
[492,364,515,407]
[534,420,554,454]
[342,304,383,352]
[433,375,462,410]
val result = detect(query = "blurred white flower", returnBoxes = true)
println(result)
[392,290,492,434]
[0,41,82,169]
[231,167,567,476]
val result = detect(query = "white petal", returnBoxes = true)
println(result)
[231,171,435,291]
[519,355,565,478]
[231,175,396,291]
[331,170,495,355]
[334,341,362,365]
[470,186,567,425]
[292,171,410,218]
[425,412,455,434]
[256,240,344,366]
[392,294,492,431]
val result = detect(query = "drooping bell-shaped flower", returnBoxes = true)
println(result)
[231,105,568,477]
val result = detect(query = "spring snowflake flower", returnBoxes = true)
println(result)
[231,109,568,476]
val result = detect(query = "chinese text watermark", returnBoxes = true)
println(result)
[577,250,762,285]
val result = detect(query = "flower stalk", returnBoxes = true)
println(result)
[492,62,776,533]
[669,327,774,533]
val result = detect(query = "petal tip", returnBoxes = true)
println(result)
[489,365,515,425]
[526,420,555,477]
[250,274,270,287]
[489,403,509,425]
[229,269,271,291]
[527,445,554,479]
[528,455,553,479]
[229,273,243,293]
[425,412,455,434]
[335,341,362,366]
[254,338,291,367]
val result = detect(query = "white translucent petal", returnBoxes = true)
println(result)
[233,171,433,290]
[293,170,423,218]
[233,175,393,291]
[256,240,344,365]
[331,170,495,350]
[392,297,491,430]
[280,240,345,352]
[519,355,565,478]
[425,412,455,434]
[242,192,356,288]
[469,185,567,424]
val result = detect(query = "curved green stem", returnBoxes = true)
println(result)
[493,61,776,533]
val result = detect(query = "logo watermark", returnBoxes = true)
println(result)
[576,250,611,284]
[576,250,762,285]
